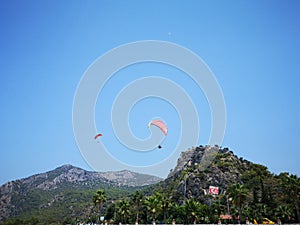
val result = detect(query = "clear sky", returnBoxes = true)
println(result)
[1,1,299,185]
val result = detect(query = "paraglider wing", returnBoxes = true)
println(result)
[149,119,168,135]
[94,133,103,139]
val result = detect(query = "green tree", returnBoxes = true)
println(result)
[275,205,293,223]
[227,183,248,222]
[144,195,160,223]
[254,203,268,222]
[168,203,185,224]
[185,199,201,224]
[279,173,300,222]
[214,193,227,217]
[105,201,117,222]
[117,199,131,223]
[132,190,144,224]
[93,189,106,222]
[242,164,271,205]
[154,191,171,223]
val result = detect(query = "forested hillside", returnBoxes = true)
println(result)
[1,146,299,225]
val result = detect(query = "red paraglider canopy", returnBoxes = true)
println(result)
[94,133,103,139]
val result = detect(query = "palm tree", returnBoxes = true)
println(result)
[227,183,248,223]
[93,189,107,223]
[132,190,144,224]
[185,199,201,224]
[255,203,268,221]
[214,193,227,217]
[275,205,293,223]
[118,199,131,224]
[160,194,171,223]
[144,195,160,224]
[169,202,185,224]
[154,191,171,223]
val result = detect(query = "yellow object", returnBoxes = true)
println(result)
[254,219,258,224]
[262,218,275,224]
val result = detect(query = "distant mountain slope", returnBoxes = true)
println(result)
[0,164,162,221]
[14,164,162,189]
[99,169,163,187]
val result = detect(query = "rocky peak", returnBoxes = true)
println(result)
[164,145,251,203]
[168,147,196,177]
[168,145,222,178]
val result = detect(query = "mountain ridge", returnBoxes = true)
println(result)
[1,145,299,224]
[1,164,163,189]
[0,164,162,222]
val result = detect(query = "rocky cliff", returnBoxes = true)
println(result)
[160,145,252,203]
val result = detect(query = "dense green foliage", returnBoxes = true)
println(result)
[0,183,143,225]
[95,171,300,225]
[100,171,299,225]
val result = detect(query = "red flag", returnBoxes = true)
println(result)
[220,215,232,220]
[209,186,219,195]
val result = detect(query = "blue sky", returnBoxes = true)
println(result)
[1,1,299,185]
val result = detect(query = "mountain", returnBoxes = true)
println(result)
[1,145,299,224]
[153,145,252,203]
[145,146,300,224]
[0,164,162,222]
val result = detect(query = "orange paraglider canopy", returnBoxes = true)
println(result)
[148,119,168,135]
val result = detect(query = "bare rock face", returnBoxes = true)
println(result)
[168,147,197,177]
